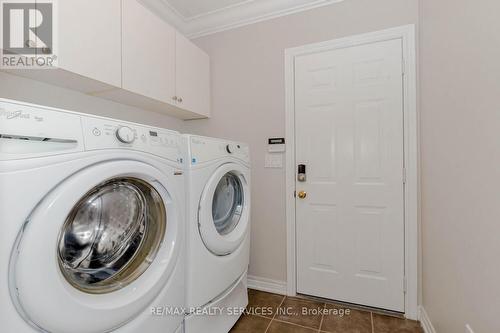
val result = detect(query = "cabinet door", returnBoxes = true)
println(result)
[122,0,175,104]
[57,0,121,87]
[175,32,210,117]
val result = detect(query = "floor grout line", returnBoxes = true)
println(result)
[317,303,326,332]
[264,295,286,333]
[249,313,273,320]
[371,312,375,333]
[272,318,320,331]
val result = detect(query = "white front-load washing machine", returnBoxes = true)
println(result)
[0,99,186,333]
[182,135,251,333]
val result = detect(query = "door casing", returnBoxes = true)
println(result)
[284,25,419,320]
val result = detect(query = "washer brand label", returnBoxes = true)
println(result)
[0,108,44,121]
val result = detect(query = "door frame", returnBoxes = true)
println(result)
[284,25,418,319]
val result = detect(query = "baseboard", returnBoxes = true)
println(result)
[247,275,287,295]
[419,306,437,333]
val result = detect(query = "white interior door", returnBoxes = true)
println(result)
[295,38,405,312]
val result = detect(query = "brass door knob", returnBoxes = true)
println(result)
[297,191,307,199]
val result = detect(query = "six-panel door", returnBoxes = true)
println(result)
[294,38,406,312]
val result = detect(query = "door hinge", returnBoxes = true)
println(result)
[403,276,407,294]
[402,167,407,184]
[293,190,296,198]
[402,58,406,76]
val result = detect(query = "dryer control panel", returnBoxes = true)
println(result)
[188,135,250,165]
[82,117,182,163]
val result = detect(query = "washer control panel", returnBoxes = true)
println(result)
[82,116,182,163]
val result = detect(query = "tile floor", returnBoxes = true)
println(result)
[230,289,423,333]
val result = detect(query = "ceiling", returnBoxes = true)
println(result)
[141,0,345,39]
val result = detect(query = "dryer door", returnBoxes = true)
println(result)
[198,163,250,255]
[11,160,182,333]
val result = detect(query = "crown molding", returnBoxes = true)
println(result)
[141,0,345,39]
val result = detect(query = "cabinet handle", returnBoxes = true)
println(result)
[178,97,183,103]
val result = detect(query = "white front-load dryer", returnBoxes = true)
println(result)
[182,135,251,333]
[0,99,185,333]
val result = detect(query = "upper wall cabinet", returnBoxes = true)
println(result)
[96,0,210,119]
[58,0,122,88]
[175,32,211,118]
[1,0,210,119]
[121,0,176,104]
[2,0,122,93]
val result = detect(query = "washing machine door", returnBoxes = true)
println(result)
[198,163,250,255]
[11,160,182,333]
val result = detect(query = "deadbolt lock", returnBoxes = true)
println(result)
[297,191,307,199]
[297,164,306,182]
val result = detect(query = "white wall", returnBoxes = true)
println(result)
[186,0,419,282]
[420,0,500,332]
[0,72,184,130]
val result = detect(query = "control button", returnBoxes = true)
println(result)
[116,126,135,144]
[141,134,147,142]
[92,127,101,136]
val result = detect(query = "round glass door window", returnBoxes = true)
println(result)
[212,172,244,236]
[57,177,166,294]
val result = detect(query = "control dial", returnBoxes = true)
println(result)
[116,126,135,144]
[226,144,241,154]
